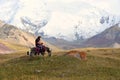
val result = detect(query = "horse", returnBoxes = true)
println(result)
[27,46,51,57]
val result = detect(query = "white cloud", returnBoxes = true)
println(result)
[46,0,120,15]
[82,0,120,15]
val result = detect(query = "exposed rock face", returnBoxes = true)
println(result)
[65,50,87,60]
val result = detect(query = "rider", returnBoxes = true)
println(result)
[35,36,44,50]
[35,36,51,56]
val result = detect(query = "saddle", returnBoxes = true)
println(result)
[35,46,46,53]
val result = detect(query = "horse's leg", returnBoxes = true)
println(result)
[37,50,40,55]
[30,52,32,56]
[29,48,34,57]
[46,47,51,57]
[35,52,37,55]
[41,52,45,56]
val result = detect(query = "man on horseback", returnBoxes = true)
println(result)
[35,36,44,54]
[35,36,51,56]
[35,36,42,49]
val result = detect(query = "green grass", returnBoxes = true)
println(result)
[0,52,120,80]
[0,51,26,63]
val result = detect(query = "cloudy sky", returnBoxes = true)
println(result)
[0,0,120,40]
[0,0,120,22]
[45,0,120,15]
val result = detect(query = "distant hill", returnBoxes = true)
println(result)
[0,20,34,53]
[0,23,35,47]
[40,24,120,49]
[81,24,120,48]
[0,20,61,52]
[43,37,81,49]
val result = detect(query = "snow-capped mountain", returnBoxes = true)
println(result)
[0,0,120,41]
[39,9,120,41]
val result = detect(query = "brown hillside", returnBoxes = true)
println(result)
[0,21,61,52]
[0,43,13,54]
[0,23,35,47]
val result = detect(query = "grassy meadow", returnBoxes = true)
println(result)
[0,48,120,80]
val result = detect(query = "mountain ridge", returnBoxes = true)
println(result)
[44,24,120,49]
[81,24,120,48]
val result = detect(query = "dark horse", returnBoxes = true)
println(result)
[27,46,51,57]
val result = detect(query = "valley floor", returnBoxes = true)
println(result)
[0,48,120,80]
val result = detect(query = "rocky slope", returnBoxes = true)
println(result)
[81,24,120,48]
[0,23,35,47]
